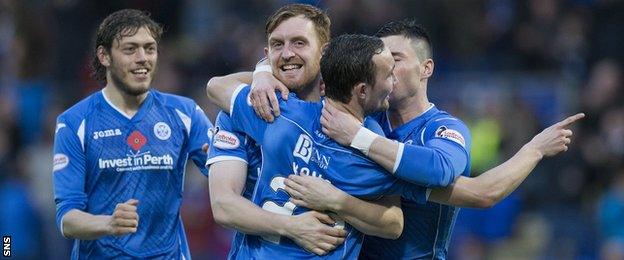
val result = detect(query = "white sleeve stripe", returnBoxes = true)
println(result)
[392,142,405,174]
[434,117,458,122]
[55,123,66,134]
[77,119,85,151]
[206,155,248,166]
[229,84,248,115]
[426,188,432,201]
[175,109,192,135]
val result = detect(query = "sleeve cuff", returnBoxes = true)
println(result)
[392,142,405,174]
[206,155,248,167]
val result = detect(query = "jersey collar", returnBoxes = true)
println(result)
[100,90,154,122]
[386,103,438,140]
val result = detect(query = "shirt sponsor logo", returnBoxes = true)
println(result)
[98,152,174,172]
[213,130,240,149]
[435,126,466,147]
[53,153,69,172]
[293,134,331,170]
[92,128,122,140]
[153,122,171,140]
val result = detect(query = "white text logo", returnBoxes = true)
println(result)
[93,128,122,140]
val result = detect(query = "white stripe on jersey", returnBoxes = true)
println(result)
[175,109,192,135]
[78,119,86,151]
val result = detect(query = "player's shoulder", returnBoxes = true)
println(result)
[152,90,200,113]
[278,93,322,123]
[215,110,234,128]
[56,91,101,128]
[427,109,469,130]
[424,108,471,148]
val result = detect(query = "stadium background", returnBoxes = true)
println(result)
[0,0,622,259]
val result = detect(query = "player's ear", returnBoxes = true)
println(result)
[264,47,269,58]
[354,82,368,100]
[421,58,434,79]
[321,42,329,55]
[97,46,111,67]
[319,78,326,97]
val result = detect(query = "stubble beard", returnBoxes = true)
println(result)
[109,62,154,97]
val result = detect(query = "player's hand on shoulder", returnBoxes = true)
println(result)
[250,70,289,122]
[320,101,362,146]
[286,211,346,256]
[525,113,585,157]
[107,199,140,236]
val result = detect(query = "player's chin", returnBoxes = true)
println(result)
[380,101,390,111]
[127,83,151,96]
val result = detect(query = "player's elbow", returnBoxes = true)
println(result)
[472,190,498,209]
[210,197,236,228]
[385,220,403,240]
[205,77,222,104]
[378,209,404,239]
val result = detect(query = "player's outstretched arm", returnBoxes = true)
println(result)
[321,102,465,187]
[285,174,404,239]
[429,113,585,208]
[61,199,139,240]
[209,160,346,255]
[205,72,253,113]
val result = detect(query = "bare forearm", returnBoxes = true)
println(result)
[332,195,403,239]
[206,72,253,112]
[211,194,290,237]
[62,209,111,240]
[431,145,543,208]
[367,136,400,173]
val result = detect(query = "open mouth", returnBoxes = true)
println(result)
[280,64,302,72]
[131,68,149,76]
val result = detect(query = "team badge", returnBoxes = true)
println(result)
[154,122,171,140]
[435,126,466,147]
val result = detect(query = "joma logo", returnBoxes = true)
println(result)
[93,129,122,140]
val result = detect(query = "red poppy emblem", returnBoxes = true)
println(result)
[127,130,147,151]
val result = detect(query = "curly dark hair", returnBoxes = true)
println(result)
[91,9,163,85]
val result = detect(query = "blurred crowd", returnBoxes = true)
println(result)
[0,0,622,259]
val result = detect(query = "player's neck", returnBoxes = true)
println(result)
[294,76,322,102]
[327,99,365,123]
[388,91,430,129]
[102,85,148,117]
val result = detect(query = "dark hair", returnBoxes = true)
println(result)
[321,34,384,103]
[375,19,432,58]
[265,4,331,45]
[91,9,163,84]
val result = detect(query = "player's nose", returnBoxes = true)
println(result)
[135,48,148,63]
[281,43,295,60]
